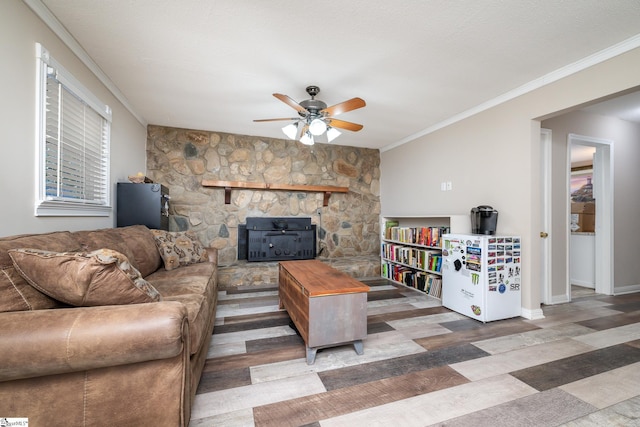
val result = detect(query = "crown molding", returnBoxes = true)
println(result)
[382,33,640,153]
[23,0,147,128]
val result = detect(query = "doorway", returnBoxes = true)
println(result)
[540,132,614,305]
[567,134,614,298]
[569,143,596,297]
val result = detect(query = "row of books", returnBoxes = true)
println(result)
[381,243,443,272]
[381,261,443,298]
[383,223,450,248]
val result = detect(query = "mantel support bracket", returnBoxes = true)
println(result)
[202,180,348,207]
[323,191,332,207]
[223,186,232,204]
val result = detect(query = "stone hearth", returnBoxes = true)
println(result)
[218,255,381,289]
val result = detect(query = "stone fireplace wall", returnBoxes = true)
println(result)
[146,125,381,284]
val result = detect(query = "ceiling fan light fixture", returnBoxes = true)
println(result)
[308,118,327,136]
[326,127,341,142]
[282,123,298,139]
[299,131,314,146]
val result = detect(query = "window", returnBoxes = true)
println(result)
[35,43,112,216]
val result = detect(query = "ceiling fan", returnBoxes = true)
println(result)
[254,85,366,145]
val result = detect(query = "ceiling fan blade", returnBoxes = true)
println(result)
[320,97,366,117]
[253,117,299,122]
[273,93,308,114]
[326,118,363,132]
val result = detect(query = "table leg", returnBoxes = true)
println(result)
[353,340,364,355]
[306,346,318,365]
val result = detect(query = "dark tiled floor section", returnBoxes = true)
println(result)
[318,343,488,391]
[576,310,640,330]
[191,280,640,426]
[510,343,640,391]
[416,317,540,350]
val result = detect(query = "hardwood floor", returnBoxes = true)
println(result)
[190,279,640,426]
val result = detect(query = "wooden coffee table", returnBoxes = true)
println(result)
[279,260,370,364]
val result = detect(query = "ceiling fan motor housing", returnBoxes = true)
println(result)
[299,99,327,117]
[298,85,327,118]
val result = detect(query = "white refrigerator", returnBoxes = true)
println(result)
[442,234,522,322]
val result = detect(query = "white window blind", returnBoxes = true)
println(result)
[36,44,112,216]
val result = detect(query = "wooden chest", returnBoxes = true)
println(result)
[278,260,370,364]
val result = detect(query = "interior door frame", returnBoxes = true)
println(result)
[567,133,614,296]
[540,128,552,304]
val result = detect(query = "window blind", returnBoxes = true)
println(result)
[36,43,111,216]
[45,71,109,204]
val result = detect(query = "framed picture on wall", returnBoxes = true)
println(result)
[570,168,593,202]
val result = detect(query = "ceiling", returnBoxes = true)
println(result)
[38,0,640,151]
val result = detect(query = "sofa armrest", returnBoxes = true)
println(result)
[0,301,189,382]
[205,247,218,264]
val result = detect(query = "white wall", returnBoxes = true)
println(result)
[381,47,640,315]
[0,0,147,236]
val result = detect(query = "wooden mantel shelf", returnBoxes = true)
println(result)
[201,180,349,206]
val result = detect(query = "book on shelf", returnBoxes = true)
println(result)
[381,243,441,272]
[380,219,453,299]
[427,276,442,298]
[384,220,399,239]
[384,225,450,247]
[428,254,442,272]
[380,260,442,298]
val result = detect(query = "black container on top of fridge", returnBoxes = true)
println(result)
[471,205,498,235]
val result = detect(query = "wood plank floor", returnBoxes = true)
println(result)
[190,280,640,426]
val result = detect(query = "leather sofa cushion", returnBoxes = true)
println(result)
[147,262,216,355]
[0,231,79,312]
[151,230,208,271]
[9,248,162,306]
[112,226,164,277]
[73,228,137,268]
[73,225,162,277]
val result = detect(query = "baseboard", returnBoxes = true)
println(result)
[571,279,595,288]
[550,294,571,305]
[613,284,640,295]
[521,307,545,320]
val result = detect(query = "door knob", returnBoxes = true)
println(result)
[540,232,549,238]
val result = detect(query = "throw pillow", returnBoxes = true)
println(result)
[8,248,162,306]
[151,230,207,271]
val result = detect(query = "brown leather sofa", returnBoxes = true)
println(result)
[0,225,217,426]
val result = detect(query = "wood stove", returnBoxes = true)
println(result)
[238,217,316,262]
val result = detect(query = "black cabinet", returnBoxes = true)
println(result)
[117,183,169,230]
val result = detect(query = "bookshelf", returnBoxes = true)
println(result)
[380,215,469,298]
